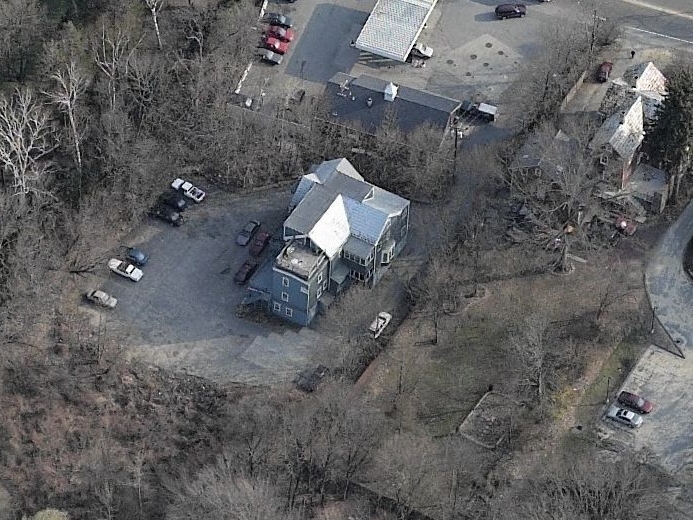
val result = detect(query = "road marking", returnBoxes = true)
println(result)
[626,26,693,46]
[618,0,693,21]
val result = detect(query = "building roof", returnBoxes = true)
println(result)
[600,80,664,124]
[590,97,644,159]
[344,235,375,259]
[326,72,461,134]
[623,62,667,94]
[275,242,324,279]
[291,158,365,209]
[355,0,438,62]
[284,158,409,259]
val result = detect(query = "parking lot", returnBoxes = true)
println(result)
[79,186,339,385]
[599,345,693,478]
[241,0,589,123]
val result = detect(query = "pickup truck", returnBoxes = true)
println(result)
[369,312,392,339]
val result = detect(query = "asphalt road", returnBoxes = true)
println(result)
[605,0,693,44]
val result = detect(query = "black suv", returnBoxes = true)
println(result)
[159,191,188,212]
[495,4,526,19]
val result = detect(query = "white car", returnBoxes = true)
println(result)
[605,404,643,429]
[369,312,393,339]
[108,259,143,282]
[171,178,206,203]
[85,289,117,308]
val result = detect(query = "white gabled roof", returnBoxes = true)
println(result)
[355,0,438,62]
[308,195,351,259]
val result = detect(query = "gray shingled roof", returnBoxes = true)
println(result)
[285,185,338,235]
[326,72,461,134]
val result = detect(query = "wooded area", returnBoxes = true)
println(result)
[1,0,693,519]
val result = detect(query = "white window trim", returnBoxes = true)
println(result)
[285,308,293,317]
[317,273,323,283]
[281,292,289,302]
[273,302,281,311]
[282,277,290,287]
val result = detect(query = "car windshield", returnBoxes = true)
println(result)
[636,397,645,407]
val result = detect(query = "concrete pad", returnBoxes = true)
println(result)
[615,346,693,478]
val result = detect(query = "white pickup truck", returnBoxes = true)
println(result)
[369,312,392,339]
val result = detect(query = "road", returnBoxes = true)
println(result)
[604,0,693,44]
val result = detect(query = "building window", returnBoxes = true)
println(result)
[300,286,309,295]
[281,292,289,302]
[350,270,364,281]
[282,277,290,287]
[323,281,328,290]
[273,302,281,312]
[285,308,293,317]
[317,286,323,298]
[317,273,323,283]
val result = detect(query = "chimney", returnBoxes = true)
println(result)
[384,82,398,102]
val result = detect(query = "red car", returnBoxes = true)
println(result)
[267,25,295,43]
[250,231,271,257]
[617,391,653,414]
[234,260,258,285]
[262,37,289,55]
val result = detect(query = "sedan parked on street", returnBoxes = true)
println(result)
[605,404,643,429]
[618,391,654,414]
[108,259,143,282]
[262,36,289,55]
[237,220,261,246]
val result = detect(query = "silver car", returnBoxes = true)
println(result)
[606,405,643,429]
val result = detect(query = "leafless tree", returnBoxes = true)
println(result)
[0,88,53,206]
[143,0,165,50]
[166,457,292,520]
[510,313,552,403]
[46,60,88,177]
[93,25,141,111]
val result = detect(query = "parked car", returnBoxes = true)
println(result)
[250,231,272,256]
[495,4,526,19]
[262,36,289,55]
[263,13,293,28]
[369,311,393,339]
[159,191,189,212]
[171,178,206,203]
[150,205,183,227]
[237,219,261,246]
[411,42,433,59]
[108,259,143,282]
[126,247,149,267]
[267,25,294,42]
[605,404,643,429]
[598,61,613,82]
[85,289,117,309]
[234,260,259,285]
[617,391,654,414]
[261,50,283,65]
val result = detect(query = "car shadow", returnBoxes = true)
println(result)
[474,12,500,22]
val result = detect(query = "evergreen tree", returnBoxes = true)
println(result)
[645,68,693,176]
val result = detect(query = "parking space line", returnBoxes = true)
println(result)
[626,26,693,46]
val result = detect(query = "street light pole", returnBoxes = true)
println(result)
[605,376,611,404]
[650,305,657,334]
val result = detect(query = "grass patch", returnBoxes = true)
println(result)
[574,339,645,426]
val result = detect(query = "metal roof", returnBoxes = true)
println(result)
[355,0,438,62]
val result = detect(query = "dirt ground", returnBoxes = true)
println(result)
[356,229,654,483]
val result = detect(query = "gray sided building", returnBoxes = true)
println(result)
[269,158,410,326]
